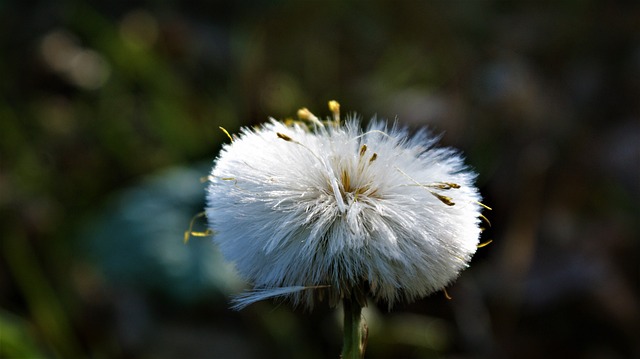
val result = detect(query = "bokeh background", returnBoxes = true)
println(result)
[1,1,639,358]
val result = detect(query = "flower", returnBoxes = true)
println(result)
[205,101,486,310]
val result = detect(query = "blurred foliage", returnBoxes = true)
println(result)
[1,0,639,358]
[81,165,242,302]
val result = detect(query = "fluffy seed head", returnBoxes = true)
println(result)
[205,102,485,309]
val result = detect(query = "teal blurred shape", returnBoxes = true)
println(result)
[82,164,241,303]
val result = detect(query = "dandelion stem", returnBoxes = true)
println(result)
[341,296,366,359]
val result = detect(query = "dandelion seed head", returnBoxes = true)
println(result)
[205,102,485,309]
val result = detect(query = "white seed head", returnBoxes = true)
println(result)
[206,107,484,310]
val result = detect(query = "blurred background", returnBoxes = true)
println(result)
[1,0,638,358]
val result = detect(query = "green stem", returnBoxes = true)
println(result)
[341,297,365,359]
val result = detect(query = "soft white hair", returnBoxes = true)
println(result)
[206,116,483,310]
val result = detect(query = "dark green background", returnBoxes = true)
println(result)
[1,1,638,358]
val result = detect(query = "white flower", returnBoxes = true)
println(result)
[205,102,486,310]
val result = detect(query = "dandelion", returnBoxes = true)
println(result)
[205,101,487,357]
